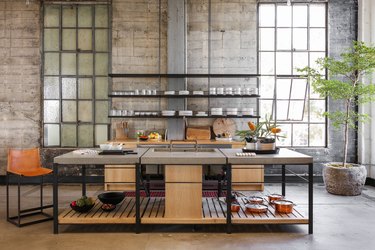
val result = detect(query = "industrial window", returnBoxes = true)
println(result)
[42,4,110,147]
[258,2,327,147]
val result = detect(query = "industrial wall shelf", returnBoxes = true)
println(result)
[109,73,260,78]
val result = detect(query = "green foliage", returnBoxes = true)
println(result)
[298,41,375,166]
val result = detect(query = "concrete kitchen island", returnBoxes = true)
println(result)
[53,148,313,234]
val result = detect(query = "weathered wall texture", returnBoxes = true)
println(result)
[0,0,41,175]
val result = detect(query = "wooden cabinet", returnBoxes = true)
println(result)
[104,165,135,191]
[232,165,264,191]
[165,165,202,219]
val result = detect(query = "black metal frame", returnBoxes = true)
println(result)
[6,172,53,227]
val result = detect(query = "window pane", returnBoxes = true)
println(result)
[277,5,291,27]
[95,125,108,145]
[95,101,108,123]
[260,76,275,99]
[276,79,291,99]
[62,29,76,51]
[276,52,291,75]
[260,52,274,74]
[78,78,92,99]
[95,53,108,75]
[288,100,304,120]
[310,4,326,27]
[293,28,307,50]
[310,28,325,51]
[78,29,93,51]
[78,125,93,147]
[61,53,77,75]
[78,101,93,122]
[78,53,93,75]
[44,100,59,123]
[310,52,326,75]
[62,78,76,99]
[44,77,60,99]
[95,5,108,28]
[276,100,288,120]
[277,28,291,50]
[259,4,275,27]
[95,29,109,52]
[44,124,60,146]
[62,101,77,122]
[293,124,308,146]
[78,6,92,27]
[310,124,325,146]
[310,100,325,122]
[44,5,60,27]
[291,79,307,99]
[44,53,59,75]
[44,29,59,51]
[61,124,76,147]
[260,100,274,118]
[62,6,76,27]
[95,77,108,99]
[293,5,307,27]
[277,123,291,146]
[293,52,308,74]
[259,28,274,51]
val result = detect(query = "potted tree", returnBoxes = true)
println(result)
[299,41,375,195]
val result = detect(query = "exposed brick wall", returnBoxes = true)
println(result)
[0,0,41,175]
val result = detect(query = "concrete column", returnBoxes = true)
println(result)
[167,0,187,140]
[358,0,375,178]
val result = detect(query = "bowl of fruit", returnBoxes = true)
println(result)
[138,135,149,141]
[70,196,95,213]
[148,132,161,142]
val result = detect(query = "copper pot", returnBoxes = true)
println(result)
[231,203,241,212]
[247,196,264,204]
[245,204,268,213]
[273,200,294,213]
[268,194,284,204]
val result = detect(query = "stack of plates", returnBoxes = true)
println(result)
[196,111,208,116]
[241,108,254,116]
[193,91,204,95]
[164,91,175,95]
[161,110,176,116]
[179,110,193,116]
[211,108,223,116]
[179,90,189,95]
[226,108,238,116]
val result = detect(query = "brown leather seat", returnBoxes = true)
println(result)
[6,148,53,227]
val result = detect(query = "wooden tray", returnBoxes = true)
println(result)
[242,147,280,154]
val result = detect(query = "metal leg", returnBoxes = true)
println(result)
[282,165,286,196]
[53,163,59,234]
[40,175,43,213]
[6,172,9,220]
[18,175,21,227]
[135,163,141,234]
[82,165,86,196]
[226,164,232,234]
[308,163,314,234]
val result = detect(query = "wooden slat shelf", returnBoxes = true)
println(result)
[59,197,308,225]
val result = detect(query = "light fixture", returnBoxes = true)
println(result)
[287,0,291,6]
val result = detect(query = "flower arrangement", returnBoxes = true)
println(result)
[236,115,284,143]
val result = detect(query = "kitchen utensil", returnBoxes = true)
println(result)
[179,90,189,95]
[231,203,241,212]
[217,87,224,94]
[247,196,264,204]
[186,126,211,140]
[98,192,125,205]
[164,91,175,95]
[213,118,236,137]
[193,91,204,95]
[101,203,116,212]
[115,121,128,140]
[178,110,193,116]
[273,200,294,213]
[268,193,284,203]
[245,204,268,213]
[99,144,112,150]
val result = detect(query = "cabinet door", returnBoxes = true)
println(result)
[165,183,202,219]
[104,165,135,191]
[165,165,202,182]
[232,165,264,191]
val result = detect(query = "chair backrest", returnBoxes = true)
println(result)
[7,148,41,173]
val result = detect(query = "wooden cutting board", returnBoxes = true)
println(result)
[212,118,236,137]
[186,126,211,140]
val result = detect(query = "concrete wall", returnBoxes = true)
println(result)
[0,0,359,176]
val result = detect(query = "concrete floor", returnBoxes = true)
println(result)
[1,183,375,250]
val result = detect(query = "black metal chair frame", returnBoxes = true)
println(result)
[6,172,54,227]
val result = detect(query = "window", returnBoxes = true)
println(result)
[258,2,327,147]
[43,4,110,147]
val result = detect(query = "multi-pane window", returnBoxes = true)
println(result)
[258,2,327,147]
[43,4,110,147]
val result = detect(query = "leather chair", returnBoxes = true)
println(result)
[6,148,53,227]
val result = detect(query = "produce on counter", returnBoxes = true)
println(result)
[71,195,95,207]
